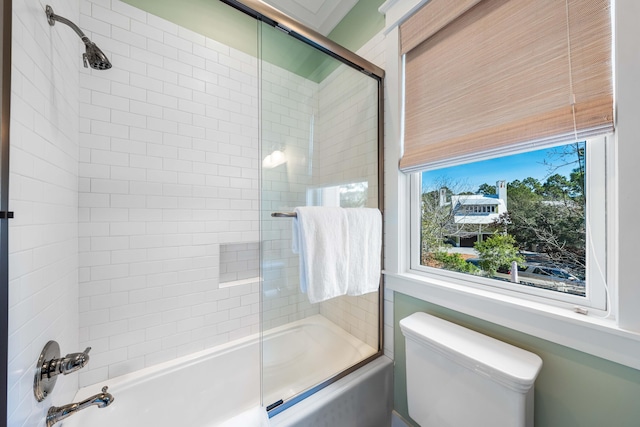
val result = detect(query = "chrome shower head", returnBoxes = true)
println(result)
[82,39,112,70]
[45,5,112,70]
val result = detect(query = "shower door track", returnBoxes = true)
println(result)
[218,0,386,418]
[219,0,385,80]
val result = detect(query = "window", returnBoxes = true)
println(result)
[307,182,369,208]
[399,0,612,313]
[410,137,609,310]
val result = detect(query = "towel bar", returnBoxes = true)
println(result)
[271,210,383,218]
[271,212,297,218]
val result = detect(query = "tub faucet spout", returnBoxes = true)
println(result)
[46,386,114,427]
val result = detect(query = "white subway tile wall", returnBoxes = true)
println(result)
[315,67,379,206]
[77,0,262,387]
[8,1,81,425]
[260,56,320,330]
[38,0,384,390]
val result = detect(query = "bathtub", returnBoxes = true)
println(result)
[61,315,377,427]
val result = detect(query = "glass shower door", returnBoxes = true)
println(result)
[258,21,381,412]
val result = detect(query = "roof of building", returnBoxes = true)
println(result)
[451,195,502,206]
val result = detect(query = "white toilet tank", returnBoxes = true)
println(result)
[400,312,542,427]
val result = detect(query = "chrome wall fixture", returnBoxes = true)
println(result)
[33,341,114,426]
[33,341,92,402]
[45,5,112,70]
[46,386,114,427]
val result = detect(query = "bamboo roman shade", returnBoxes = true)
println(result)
[399,0,613,172]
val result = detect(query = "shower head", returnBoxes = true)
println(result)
[82,40,112,70]
[45,5,112,70]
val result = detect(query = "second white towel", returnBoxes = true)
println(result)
[345,208,382,297]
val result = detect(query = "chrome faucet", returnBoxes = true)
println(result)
[34,342,93,402]
[46,386,114,427]
[45,347,92,377]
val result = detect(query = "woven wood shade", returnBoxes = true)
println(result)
[400,0,483,55]
[399,0,613,172]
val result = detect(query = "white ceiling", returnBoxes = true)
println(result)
[262,0,359,35]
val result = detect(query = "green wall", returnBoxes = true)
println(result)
[327,0,385,52]
[394,292,640,427]
[122,0,258,55]
[120,0,384,82]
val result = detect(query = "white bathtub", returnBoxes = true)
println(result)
[61,315,376,427]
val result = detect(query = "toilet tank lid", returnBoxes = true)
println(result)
[400,312,543,392]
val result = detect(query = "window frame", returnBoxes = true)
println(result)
[408,135,612,313]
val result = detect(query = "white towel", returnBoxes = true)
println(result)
[293,206,349,303]
[345,208,382,296]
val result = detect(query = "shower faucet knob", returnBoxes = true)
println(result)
[57,347,92,375]
[34,342,93,402]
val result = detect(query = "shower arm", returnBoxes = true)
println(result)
[45,6,91,46]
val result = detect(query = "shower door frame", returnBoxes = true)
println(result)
[219,0,386,416]
[0,0,11,423]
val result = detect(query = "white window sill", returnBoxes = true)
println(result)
[384,271,640,371]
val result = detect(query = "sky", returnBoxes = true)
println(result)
[421,143,585,193]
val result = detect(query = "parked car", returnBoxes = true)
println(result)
[465,258,481,268]
[466,258,584,286]
[517,264,584,285]
[442,238,457,247]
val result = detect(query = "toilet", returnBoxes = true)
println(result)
[400,312,542,427]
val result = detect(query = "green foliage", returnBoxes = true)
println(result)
[542,174,572,201]
[507,178,544,203]
[432,251,479,274]
[420,189,454,253]
[477,183,496,195]
[495,163,586,277]
[474,234,523,276]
